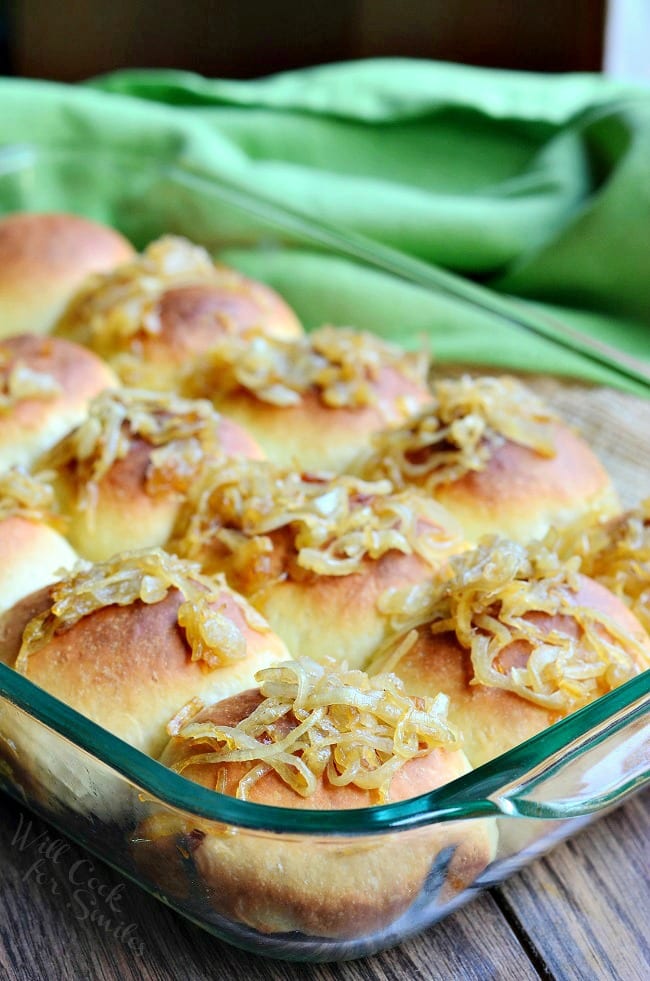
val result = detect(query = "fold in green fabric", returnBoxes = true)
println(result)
[0,60,648,393]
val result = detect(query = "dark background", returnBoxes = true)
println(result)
[1,0,607,81]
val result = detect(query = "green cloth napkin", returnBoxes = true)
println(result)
[0,60,648,393]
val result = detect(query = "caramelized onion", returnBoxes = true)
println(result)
[547,500,650,635]
[379,538,649,711]
[0,468,61,525]
[39,389,229,512]
[174,459,465,579]
[55,236,223,352]
[0,359,63,410]
[358,375,557,488]
[167,657,459,802]
[184,325,429,413]
[14,549,254,673]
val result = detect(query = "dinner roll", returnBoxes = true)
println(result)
[137,658,496,939]
[369,538,650,767]
[0,549,290,757]
[0,469,77,614]
[0,212,134,338]
[546,498,650,635]
[54,236,303,390]
[355,375,619,542]
[183,326,433,472]
[172,460,467,669]
[41,389,264,561]
[0,334,118,471]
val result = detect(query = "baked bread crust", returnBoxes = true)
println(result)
[0,514,77,615]
[45,398,264,561]
[212,376,431,473]
[356,384,620,544]
[432,421,620,542]
[0,574,289,757]
[0,212,134,337]
[0,334,118,470]
[54,237,303,390]
[172,464,467,668]
[370,574,650,767]
[143,687,496,939]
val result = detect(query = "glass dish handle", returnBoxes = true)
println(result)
[489,683,649,820]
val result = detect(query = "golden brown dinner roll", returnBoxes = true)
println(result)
[137,658,495,939]
[54,236,303,390]
[355,375,619,542]
[546,498,650,635]
[0,549,290,757]
[183,326,433,472]
[40,388,264,561]
[0,333,118,471]
[369,538,650,767]
[171,459,467,668]
[0,468,77,614]
[0,212,135,338]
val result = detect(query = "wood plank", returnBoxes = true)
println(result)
[355,0,606,72]
[12,0,606,82]
[495,793,650,981]
[0,791,536,981]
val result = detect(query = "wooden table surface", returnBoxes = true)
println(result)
[0,790,647,981]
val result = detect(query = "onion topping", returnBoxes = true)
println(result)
[357,375,557,488]
[14,548,254,674]
[0,359,63,411]
[40,389,229,512]
[0,468,61,525]
[547,500,650,635]
[378,537,649,711]
[184,325,429,413]
[167,657,458,802]
[173,459,465,582]
[55,236,227,351]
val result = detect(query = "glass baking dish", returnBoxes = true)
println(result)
[0,143,648,963]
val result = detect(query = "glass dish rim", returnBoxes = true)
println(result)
[0,140,648,836]
[1,663,648,835]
